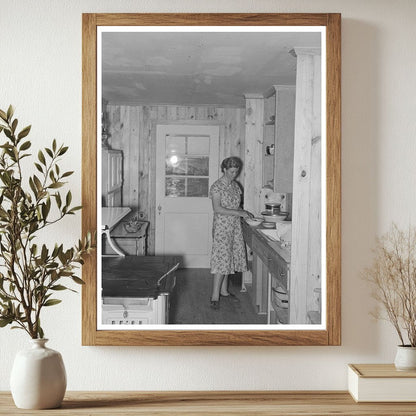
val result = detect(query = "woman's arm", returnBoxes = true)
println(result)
[211,192,252,218]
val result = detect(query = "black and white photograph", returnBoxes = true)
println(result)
[97,26,325,330]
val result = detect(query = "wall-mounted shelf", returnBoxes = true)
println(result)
[262,85,295,193]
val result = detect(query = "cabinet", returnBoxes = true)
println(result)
[102,148,123,207]
[263,85,296,193]
[242,221,291,323]
[268,254,290,324]
[251,234,270,315]
[249,231,290,322]
[102,215,149,256]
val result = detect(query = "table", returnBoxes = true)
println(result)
[1,391,416,415]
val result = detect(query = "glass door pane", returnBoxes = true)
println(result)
[165,135,210,197]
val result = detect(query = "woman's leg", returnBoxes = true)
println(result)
[211,273,225,301]
[220,275,229,296]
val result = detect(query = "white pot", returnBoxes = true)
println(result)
[394,345,416,371]
[10,339,67,409]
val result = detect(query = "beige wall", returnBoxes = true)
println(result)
[1,0,416,391]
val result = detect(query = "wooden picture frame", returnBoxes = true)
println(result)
[82,13,341,346]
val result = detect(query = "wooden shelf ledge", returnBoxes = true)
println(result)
[1,391,416,415]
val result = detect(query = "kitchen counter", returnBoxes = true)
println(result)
[242,219,291,322]
[242,220,291,264]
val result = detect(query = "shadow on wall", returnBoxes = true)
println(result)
[340,18,381,355]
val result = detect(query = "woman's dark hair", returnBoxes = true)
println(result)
[221,156,243,172]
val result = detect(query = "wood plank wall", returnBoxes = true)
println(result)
[243,96,264,216]
[106,104,245,254]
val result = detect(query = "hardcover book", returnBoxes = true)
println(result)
[348,364,416,402]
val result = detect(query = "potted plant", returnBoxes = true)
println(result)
[363,223,416,370]
[0,105,94,408]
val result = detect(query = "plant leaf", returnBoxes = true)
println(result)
[3,128,12,140]
[11,118,18,133]
[50,284,68,291]
[48,182,64,189]
[69,206,82,214]
[71,276,85,285]
[43,299,62,307]
[17,125,31,140]
[0,317,13,327]
[34,162,43,173]
[38,150,46,165]
[19,140,31,151]
[55,192,62,208]
[41,244,48,262]
[6,105,14,121]
[38,325,44,339]
[61,171,74,178]
[33,175,43,192]
[58,146,69,156]
[65,191,72,207]
[41,202,50,221]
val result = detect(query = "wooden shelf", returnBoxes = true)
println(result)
[1,391,415,415]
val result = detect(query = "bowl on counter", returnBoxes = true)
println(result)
[262,222,276,229]
[245,217,263,227]
[261,211,289,223]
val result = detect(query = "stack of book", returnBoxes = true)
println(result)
[348,364,416,402]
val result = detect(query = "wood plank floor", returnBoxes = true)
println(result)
[168,268,267,325]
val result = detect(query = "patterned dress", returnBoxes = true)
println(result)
[209,179,248,275]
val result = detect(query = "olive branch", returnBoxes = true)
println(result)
[0,105,94,339]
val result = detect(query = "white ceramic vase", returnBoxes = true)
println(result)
[10,338,67,409]
[394,345,416,371]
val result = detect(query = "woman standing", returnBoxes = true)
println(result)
[209,157,253,309]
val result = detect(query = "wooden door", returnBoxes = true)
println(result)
[155,124,219,268]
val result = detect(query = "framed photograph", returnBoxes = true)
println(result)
[82,13,341,346]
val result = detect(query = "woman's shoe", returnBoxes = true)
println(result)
[210,299,220,310]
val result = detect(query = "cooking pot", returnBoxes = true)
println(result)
[264,202,281,214]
